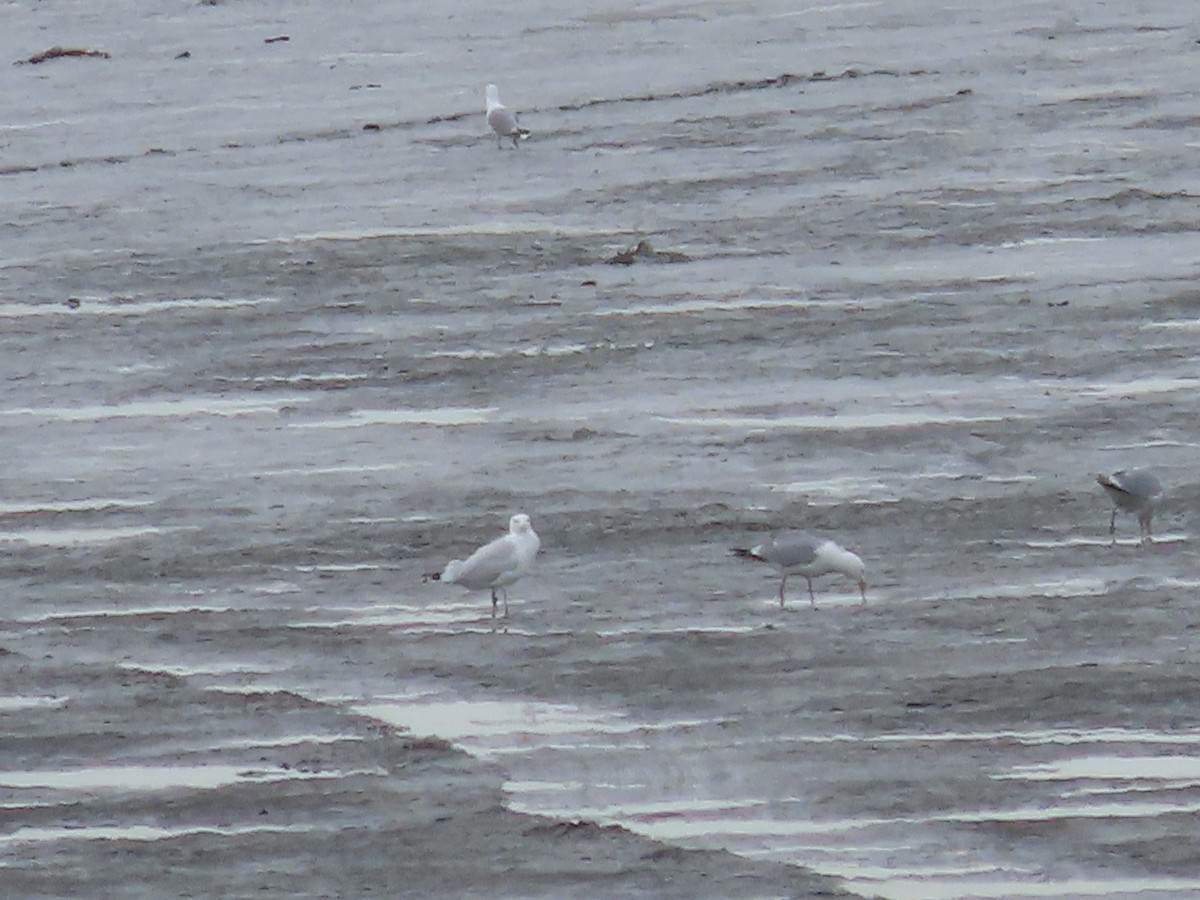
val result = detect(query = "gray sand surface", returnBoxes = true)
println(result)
[3,1,1200,897]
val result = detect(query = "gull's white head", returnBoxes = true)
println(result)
[485,83,503,112]
[509,513,533,534]
[829,544,868,602]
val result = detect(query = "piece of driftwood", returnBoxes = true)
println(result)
[16,46,111,65]
[606,239,690,265]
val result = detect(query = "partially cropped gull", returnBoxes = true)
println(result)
[732,531,867,608]
[1096,468,1162,544]
[485,84,530,149]
[427,513,541,618]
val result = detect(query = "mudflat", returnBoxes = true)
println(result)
[2,1,1199,897]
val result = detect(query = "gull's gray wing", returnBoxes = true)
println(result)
[1099,468,1163,510]
[488,106,518,137]
[762,531,822,569]
[1112,468,1162,502]
[445,535,519,589]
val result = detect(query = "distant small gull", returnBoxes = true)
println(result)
[1096,468,1162,544]
[427,513,541,618]
[732,531,867,607]
[485,84,530,149]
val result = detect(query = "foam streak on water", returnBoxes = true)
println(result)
[0,396,306,421]
[0,525,178,546]
[0,296,279,318]
[0,762,380,793]
[289,406,497,428]
[0,498,151,515]
[659,411,1013,430]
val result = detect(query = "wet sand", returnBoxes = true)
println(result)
[2,1,1200,897]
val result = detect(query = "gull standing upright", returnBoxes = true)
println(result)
[427,513,541,618]
[485,84,530,149]
[1096,468,1163,544]
[732,531,867,608]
